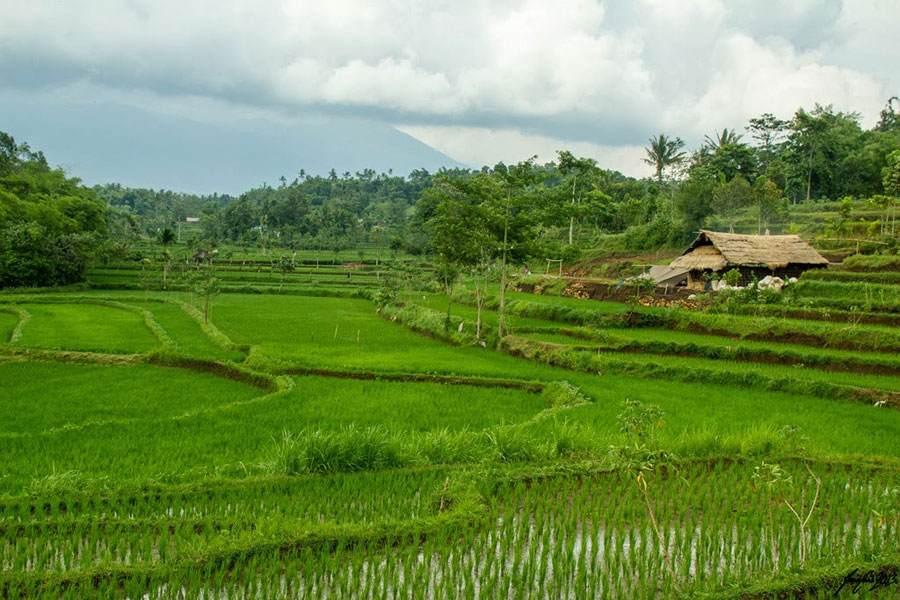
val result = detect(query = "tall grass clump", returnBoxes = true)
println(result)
[415,428,488,465]
[263,426,407,475]
[484,424,547,462]
[670,424,788,458]
[546,418,597,457]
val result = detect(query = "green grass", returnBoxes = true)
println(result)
[275,376,545,432]
[507,289,644,313]
[842,253,900,271]
[213,294,565,379]
[2,282,900,599]
[575,345,900,392]
[0,371,543,490]
[0,311,18,341]
[793,279,900,311]
[802,269,900,285]
[122,299,244,360]
[2,469,449,525]
[0,361,262,435]
[21,460,894,599]
[12,303,160,354]
[564,375,900,458]
[672,307,900,352]
[419,293,561,331]
[523,325,900,365]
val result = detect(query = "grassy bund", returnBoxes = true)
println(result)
[1,257,899,598]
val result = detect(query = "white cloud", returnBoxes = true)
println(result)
[1,0,897,169]
[824,0,900,94]
[665,32,888,136]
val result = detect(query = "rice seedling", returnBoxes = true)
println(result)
[13,459,884,599]
[10,302,160,354]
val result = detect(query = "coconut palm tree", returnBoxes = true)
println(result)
[158,226,176,248]
[643,134,686,184]
[157,227,176,289]
[703,128,743,150]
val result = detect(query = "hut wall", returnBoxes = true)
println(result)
[736,264,827,285]
[736,267,774,286]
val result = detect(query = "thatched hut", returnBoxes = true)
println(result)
[193,249,218,264]
[670,230,828,288]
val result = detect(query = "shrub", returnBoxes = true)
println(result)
[722,268,742,287]
[0,223,97,288]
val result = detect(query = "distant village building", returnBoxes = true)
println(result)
[185,217,200,223]
[668,230,829,288]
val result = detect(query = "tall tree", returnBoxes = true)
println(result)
[746,113,790,176]
[753,177,786,234]
[425,177,495,339]
[690,142,757,183]
[876,96,900,132]
[643,134,686,185]
[0,131,107,288]
[489,158,542,339]
[788,105,863,203]
[557,151,598,244]
[674,177,716,232]
[712,176,753,232]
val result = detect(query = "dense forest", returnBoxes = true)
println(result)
[0,133,108,288]
[2,99,899,288]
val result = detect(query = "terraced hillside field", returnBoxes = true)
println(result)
[1,269,899,598]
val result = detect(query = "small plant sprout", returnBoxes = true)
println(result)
[752,461,821,568]
[752,461,791,572]
[611,399,680,593]
[778,424,809,454]
[608,444,681,594]
[617,398,665,447]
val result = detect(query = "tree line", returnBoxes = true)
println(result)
[1,97,898,288]
[96,100,899,256]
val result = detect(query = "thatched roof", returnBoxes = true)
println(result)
[670,230,828,271]
[669,245,729,271]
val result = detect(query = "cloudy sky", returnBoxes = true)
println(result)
[1,0,898,190]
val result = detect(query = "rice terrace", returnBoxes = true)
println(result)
[3,7,900,597]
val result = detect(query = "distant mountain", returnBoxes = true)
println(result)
[0,98,465,195]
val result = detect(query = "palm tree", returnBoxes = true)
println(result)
[703,128,743,150]
[158,226,176,248]
[157,227,176,289]
[643,134,686,184]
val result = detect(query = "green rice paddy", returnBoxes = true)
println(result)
[1,267,898,599]
[12,303,159,354]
